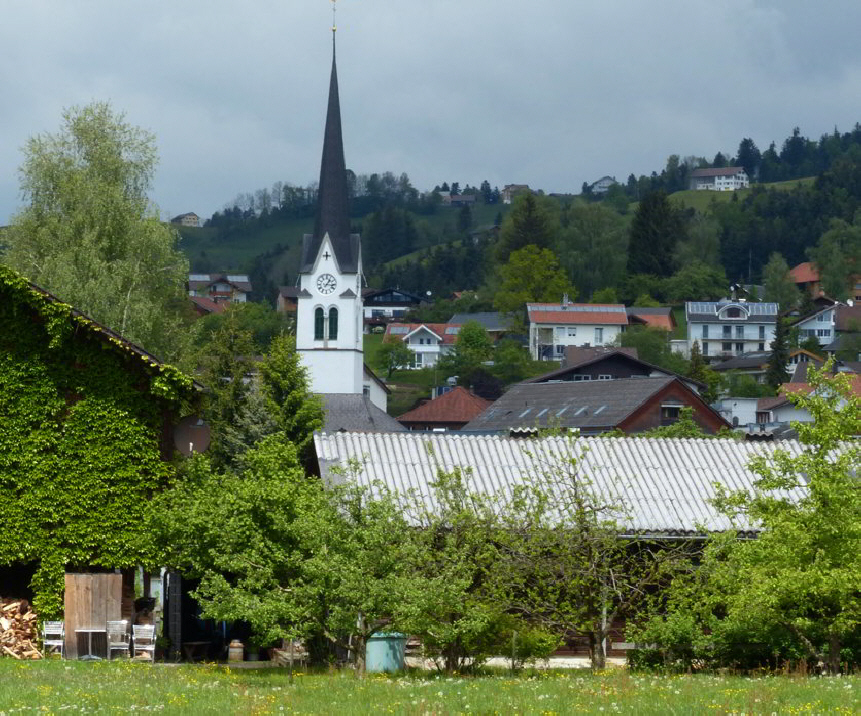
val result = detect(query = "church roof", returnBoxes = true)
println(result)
[299,38,360,275]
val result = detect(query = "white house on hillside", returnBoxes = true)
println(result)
[384,322,460,369]
[689,167,750,191]
[188,273,251,303]
[685,300,778,360]
[527,302,629,361]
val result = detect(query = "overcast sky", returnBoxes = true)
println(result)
[3,1,861,224]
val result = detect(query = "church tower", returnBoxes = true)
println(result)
[295,31,365,397]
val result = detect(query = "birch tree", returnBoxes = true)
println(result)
[4,102,190,361]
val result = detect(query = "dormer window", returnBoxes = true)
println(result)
[726,307,741,318]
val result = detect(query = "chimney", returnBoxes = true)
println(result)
[562,293,569,306]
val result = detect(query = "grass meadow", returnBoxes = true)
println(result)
[0,661,856,715]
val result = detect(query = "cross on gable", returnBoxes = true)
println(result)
[323,251,331,260]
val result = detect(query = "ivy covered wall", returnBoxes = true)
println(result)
[0,266,197,617]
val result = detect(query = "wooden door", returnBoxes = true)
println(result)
[63,573,122,659]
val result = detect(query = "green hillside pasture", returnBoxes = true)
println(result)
[669,177,817,214]
[0,660,856,716]
[178,218,314,277]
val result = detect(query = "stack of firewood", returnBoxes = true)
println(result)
[0,599,42,659]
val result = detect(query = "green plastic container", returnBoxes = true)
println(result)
[365,632,407,673]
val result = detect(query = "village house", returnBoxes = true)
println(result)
[462,376,728,435]
[710,348,824,384]
[447,311,511,342]
[589,175,617,194]
[396,385,491,431]
[188,273,252,304]
[789,261,861,302]
[170,212,200,227]
[527,346,705,395]
[527,301,629,360]
[383,322,461,369]
[688,166,750,191]
[685,299,779,360]
[362,287,429,331]
[501,184,531,204]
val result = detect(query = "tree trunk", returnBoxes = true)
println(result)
[354,634,367,678]
[828,633,841,676]
[589,632,607,669]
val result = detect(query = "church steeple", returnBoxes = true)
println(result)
[314,36,351,247]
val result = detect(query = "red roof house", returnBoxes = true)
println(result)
[397,386,492,431]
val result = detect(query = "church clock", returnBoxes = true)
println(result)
[316,273,337,294]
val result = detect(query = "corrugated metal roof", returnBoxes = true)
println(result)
[315,432,808,535]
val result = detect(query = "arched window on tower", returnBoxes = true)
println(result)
[329,307,339,340]
[314,307,325,340]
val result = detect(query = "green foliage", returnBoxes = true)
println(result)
[721,371,775,398]
[808,218,861,300]
[636,364,860,672]
[438,321,493,378]
[616,326,689,376]
[3,102,191,363]
[493,245,575,319]
[491,339,531,385]
[627,191,687,278]
[591,287,619,304]
[688,341,720,405]
[763,252,801,312]
[397,467,552,672]
[664,261,727,303]
[497,193,559,260]
[0,265,195,617]
[375,337,415,379]
[193,302,293,354]
[558,203,628,299]
[633,293,661,307]
[639,408,709,439]
[766,319,791,389]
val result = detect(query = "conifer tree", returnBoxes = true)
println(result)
[766,319,791,390]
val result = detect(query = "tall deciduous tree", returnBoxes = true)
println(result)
[808,218,861,301]
[559,203,628,299]
[710,364,859,674]
[493,245,575,319]
[627,191,686,278]
[762,252,800,312]
[3,102,190,361]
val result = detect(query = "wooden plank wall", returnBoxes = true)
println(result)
[63,573,122,659]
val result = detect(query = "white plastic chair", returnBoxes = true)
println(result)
[107,620,130,660]
[42,621,65,659]
[132,624,156,662]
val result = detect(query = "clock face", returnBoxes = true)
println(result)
[316,273,337,295]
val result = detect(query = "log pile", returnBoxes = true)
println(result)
[0,599,42,659]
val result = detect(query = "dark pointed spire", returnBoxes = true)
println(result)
[313,35,351,246]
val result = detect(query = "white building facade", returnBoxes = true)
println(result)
[527,303,628,361]
[685,300,779,360]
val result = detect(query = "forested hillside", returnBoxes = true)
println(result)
[179,124,861,306]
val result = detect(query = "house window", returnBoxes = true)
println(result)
[756,411,770,424]
[702,325,709,339]
[759,325,765,340]
[722,325,731,338]
[555,345,565,356]
[567,327,577,337]
[660,406,681,425]
[314,307,324,340]
[735,325,744,339]
[702,342,709,356]
[573,374,592,381]
[726,307,741,318]
[817,312,828,322]
[598,374,612,380]
[413,352,423,368]
[594,327,604,344]
[759,343,765,351]
[735,343,744,353]
[722,342,732,352]
[328,307,338,340]
[817,329,831,337]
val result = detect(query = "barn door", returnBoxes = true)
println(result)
[63,573,122,659]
